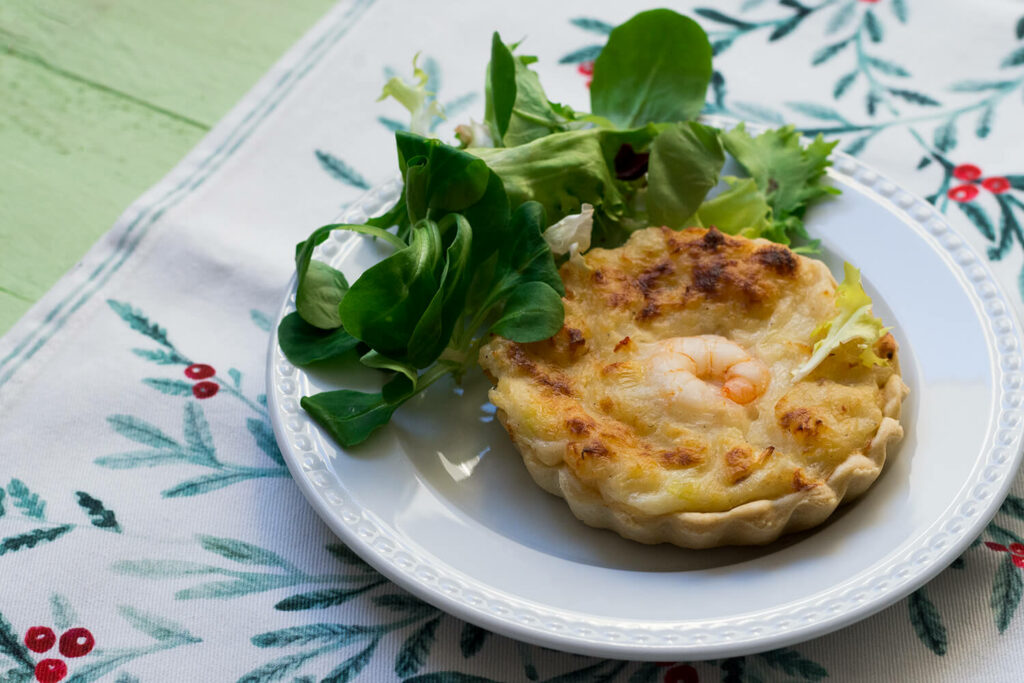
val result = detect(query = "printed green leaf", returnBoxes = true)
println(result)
[252,624,378,648]
[107,415,179,450]
[183,402,216,463]
[275,583,383,611]
[0,489,5,518]
[834,71,858,99]
[322,641,378,683]
[786,101,849,123]
[250,309,273,332]
[866,56,910,77]
[647,121,725,228]
[247,418,285,466]
[731,101,785,125]
[976,104,994,138]
[0,610,33,671]
[326,543,374,570]
[627,662,660,683]
[405,675,498,683]
[694,8,754,29]
[49,594,77,631]
[162,470,282,498]
[908,588,947,655]
[75,492,120,532]
[826,1,856,34]
[992,554,1024,632]
[117,606,197,642]
[570,17,614,34]
[864,10,883,42]
[542,660,628,682]
[395,616,440,677]
[94,452,188,469]
[758,647,828,680]
[957,202,995,241]
[237,644,336,683]
[1001,45,1024,68]
[111,560,224,577]
[934,119,957,152]
[316,150,370,190]
[107,301,176,350]
[228,368,242,388]
[1001,494,1024,521]
[0,525,73,557]
[891,0,908,22]
[888,89,940,106]
[591,9,712,126]
[142,378,193,396]
[6,480,44,519]
[174,574,300,600]
[721,658,744,683]
[373,594,435,614]
[132,348,187,365]
[811,39,850,65]
[558,45,603,65]
[949,79,1018,92]
[770,14,805,41]
[459,622,489,658]
[198,535,294,569]
[277,312,361,366]
[2,668,35,683]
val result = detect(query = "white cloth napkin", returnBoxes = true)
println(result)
[2,1,1023,681]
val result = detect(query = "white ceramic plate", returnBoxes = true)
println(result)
[267,135,1024,660]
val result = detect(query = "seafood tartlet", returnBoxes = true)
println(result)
[478,227,909,548]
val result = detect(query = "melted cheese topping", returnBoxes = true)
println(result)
[479,227,903,517]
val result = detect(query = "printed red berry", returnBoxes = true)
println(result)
[664,664,700,683]
[953,164,982,181]
[59,628,94,658]
[34,659,67,683]
[24,626,56,653]
[947,184,979,203]
[192,381,219,399]
[982,177,1011,194]
[985,541,1024,568]
[184,363,215,379]
[577,61,594,76]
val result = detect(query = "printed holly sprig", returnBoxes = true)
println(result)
[904,495,1024,656]
[111,534,828,682]
[97,402,287,498]
[103,301,288,497]
[107,300,267,414]
[0,594,199,683]
[0,480,121,560]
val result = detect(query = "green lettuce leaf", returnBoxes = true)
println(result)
[646,121,725,228]
[721,124,839,250]
[691,177,772,237]
[792,263,890,381]
[378,56,444,135]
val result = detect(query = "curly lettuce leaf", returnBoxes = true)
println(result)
[792,263,889,381]
[721,124,839,250]
[378,56,444,135]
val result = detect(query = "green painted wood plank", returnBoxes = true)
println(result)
[0,0,334,335]
[0,0,335,127]
[0,52,206,332]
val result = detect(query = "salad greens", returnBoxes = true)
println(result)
[280,8,847,447]
[792,264,889,382]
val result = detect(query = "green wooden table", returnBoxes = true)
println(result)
[0,0,334,335]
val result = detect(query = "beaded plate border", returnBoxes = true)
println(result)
[267,141,1024,659]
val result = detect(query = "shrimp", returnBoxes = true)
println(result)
[641,335,770,410]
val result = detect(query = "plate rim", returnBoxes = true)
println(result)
[267,123,1024,660]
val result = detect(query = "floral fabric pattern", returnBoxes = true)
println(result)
[0,1,1022,681]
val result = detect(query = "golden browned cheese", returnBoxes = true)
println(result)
[479,227,908,548]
